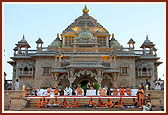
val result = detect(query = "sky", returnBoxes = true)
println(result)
[3,2,166,81]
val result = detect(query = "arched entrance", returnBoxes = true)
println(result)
[74,75,97,88]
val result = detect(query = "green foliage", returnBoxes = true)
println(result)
[94,82,100,90]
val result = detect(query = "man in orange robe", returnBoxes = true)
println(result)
[47,87,52,96]
[105,98,113,108]
[76,84,83,96]
[115,97,124,108]
[53,97,60,107]
[119,86,125,96]
[99,88,106,96]
[87,97,96,108]
[113,87,118,96]
[136,85,144,108]
[25,88,29,96]
[54,84,60,95]
[61,97,70,108]
[37,98,43,108]
[71,97,79,108]
[41,97,46,108]
[126,85,131,96]
[97,97,105,107]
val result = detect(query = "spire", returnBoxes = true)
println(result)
[23,34,25,39]
[146,35,148,40]
[57,33,59,38]
[112,33,114,39]
[82,4,89,14]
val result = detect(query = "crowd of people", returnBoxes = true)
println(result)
[34,84,152,110]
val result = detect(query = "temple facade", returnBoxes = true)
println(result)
[8,5,162,90]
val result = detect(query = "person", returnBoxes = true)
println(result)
[76,84,83,96]
[46,98,52,108]
[99,87,107,96]
[143,100,152,111]
[144,94,151,105]
[61,97,70,108]
[64,86,72,96]
[145,79,151,90]
[14,79,19,90]
[126,85,131,96]
[54,84,60,95]
[71,97,79,108]
[97,97,105,107]
[141,83,144,90]
[105,98,113,108]
[87,97,96,108]
[37,98,43,108]
[119,85,125,96]
[53,97,60,107]
[47,87,52,96]
[115,97,124,108]
[136,85,144,108]
[22,84,25,90]
[41,97,46,108]
[113,87,118,96]
[25,88,30,96]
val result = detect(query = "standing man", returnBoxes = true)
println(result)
[136,85,144,108]
[145,79,151,90]
[14,79,19,90]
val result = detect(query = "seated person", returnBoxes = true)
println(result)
[53,97,60,107]
[25,88,30,96]
[64,86,72,96]
[61,97,70,108]
[47,87,52,96]
[97,97,105,107]
[119,85,125,96]
[46,99,52,107]
[113,87,118,96]
[37,98,43,108]
[33,88,37,96]
[76,84,83,96]
[115,97,124,108]
[126,85,131,96]
[87,97,96,108]
[105,98,113,108]
[54,84,60,96]
[98,87,107,96]
[143,100,152,111]
[71,97,80,108]
[41,97,46,108]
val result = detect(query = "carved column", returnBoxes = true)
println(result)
[96,68,103,87]
[68,69,75,87]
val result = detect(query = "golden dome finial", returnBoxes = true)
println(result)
[83,4,89,14]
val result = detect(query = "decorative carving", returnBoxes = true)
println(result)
[74,69,97,78]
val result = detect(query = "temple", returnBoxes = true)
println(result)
[8,5,162,90]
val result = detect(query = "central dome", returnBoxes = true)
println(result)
[62,5,109,35]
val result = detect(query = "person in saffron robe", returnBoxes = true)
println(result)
[97,97,105,107]
[105,98,113,108]
[53,97,60,107]
[126,85,131,96]
[76,84,83,96]
[99,87,107,96]
[47,87,52,96]
[71,97,79,108]
[136,85,144,108]
[119,85,125,96]
[41,97,46,108]
[115,97,124,108]
[25,88,30,96]
[87,97,96,108]
[113,86,118,96]
[37,98,43,108]
[61,97,70,108]
[54,84,60,95]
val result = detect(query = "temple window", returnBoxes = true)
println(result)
[65,36,74,47]
[97,36,106,47]
[43,67,50,75]
[20,68,22,74]
[120,67,128,75]
[24,67,29,74]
